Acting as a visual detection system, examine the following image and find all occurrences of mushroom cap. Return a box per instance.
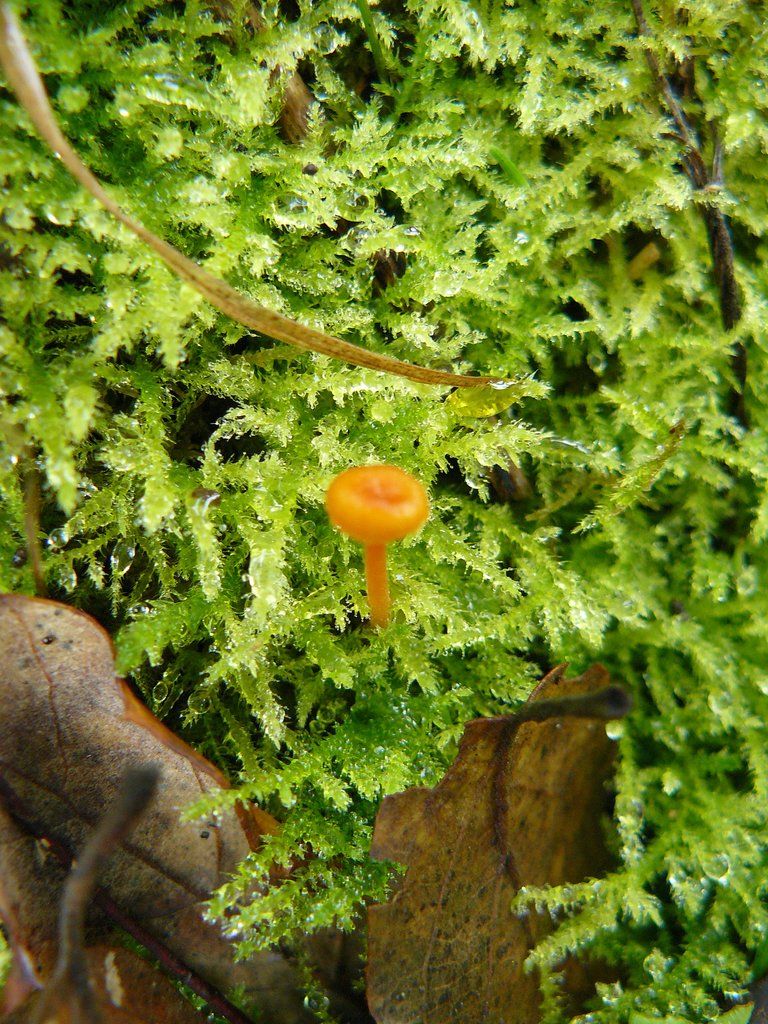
[325,465,429,544]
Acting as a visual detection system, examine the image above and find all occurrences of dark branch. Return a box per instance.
[630,0,746,421]
[30,767,160,1024]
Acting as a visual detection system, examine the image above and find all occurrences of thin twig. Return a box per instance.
[21,457,46,597]
[630,0,695,149]
[90,883,257,1024]
[32,767,160,1024]
[630,0,746,421]
[485,685,632,728]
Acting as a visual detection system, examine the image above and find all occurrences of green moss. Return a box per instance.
[2,1,767,1020]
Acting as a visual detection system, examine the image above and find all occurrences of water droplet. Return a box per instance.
[315,23,346,54]
[78,480,98,499]
[153,72,180,90]
[46,527,69,551]
[605,720,625,741]
[550,436,592,454]
[110,541,136,576]
[303,993,329,1012]
[57,569,77,592]
[348,224,371,243]
[187,691,211,715]
[153,681,169,703]
[346,190,368,209]
[404,225,421,236]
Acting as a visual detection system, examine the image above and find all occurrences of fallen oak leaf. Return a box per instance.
[2,767,205,1024]
[0,806,255,1024]
[366,665,631,1024]
[0,594,314,1024]
[26,944,207,1024]
[0,782,239,1015]
[0,4,500,390]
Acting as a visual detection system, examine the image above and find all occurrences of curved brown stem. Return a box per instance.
[0,4,499,390]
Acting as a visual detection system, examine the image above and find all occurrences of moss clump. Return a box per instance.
[2,1,768,1020]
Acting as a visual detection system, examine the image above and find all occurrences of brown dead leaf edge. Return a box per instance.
[367,664,630,1024]
[0,594,320,1024]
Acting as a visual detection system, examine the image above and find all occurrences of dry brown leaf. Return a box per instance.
[3,946,206,1024]
[366,664,629,1024]
[66,944,204,1023]
[0,594,313,1023]
[3,767,203,1024]
[0,4,500,389]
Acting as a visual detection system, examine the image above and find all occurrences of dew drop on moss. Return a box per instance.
[47,527,69,550]
[153,681,169,703]
[110,541,135,576]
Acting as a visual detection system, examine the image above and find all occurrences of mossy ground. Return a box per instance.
[2,2,768,1021]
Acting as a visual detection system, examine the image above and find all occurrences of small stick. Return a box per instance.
[630,0,745,420]
[630,0,696,150]
[21,457,46,598]
[484,685,632,730]
[32,766,160,1024]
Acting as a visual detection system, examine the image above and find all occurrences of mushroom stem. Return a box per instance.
[364,543,390,628]
[325,464,429,631]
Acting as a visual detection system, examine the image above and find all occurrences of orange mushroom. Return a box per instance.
[325,465,429,628]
